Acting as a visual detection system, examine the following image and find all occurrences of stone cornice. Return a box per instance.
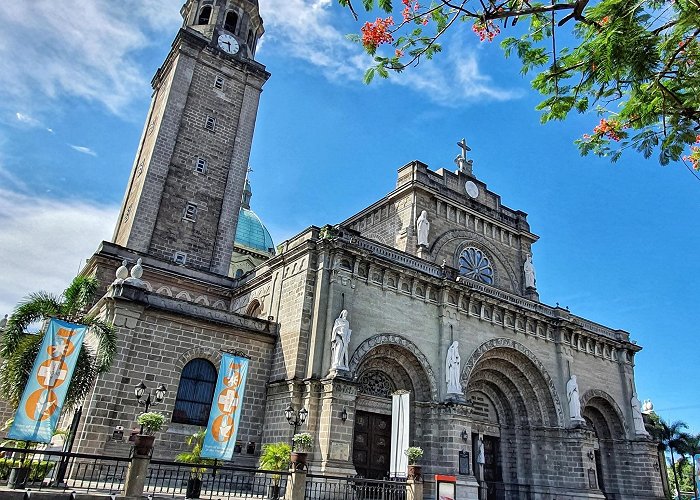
[110,282,276,338]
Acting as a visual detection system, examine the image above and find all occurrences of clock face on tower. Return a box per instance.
[217,34,239,55]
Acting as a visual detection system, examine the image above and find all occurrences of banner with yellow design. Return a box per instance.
[201,353,249,460]
[8,318,87,443]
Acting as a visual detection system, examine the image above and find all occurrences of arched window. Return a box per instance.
[197,6,212,25]
[235,268,244,278]
[246,299,261,317]
[172,358,217,426]
[224,11,238,33]
[458,247,494,285]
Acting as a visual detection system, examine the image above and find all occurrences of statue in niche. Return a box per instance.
[524,254,536,289]
[631,393,648,434]
[330,310,352,371]
[416,211,430,247]
[446,341,462,395]
[567,375,583,421]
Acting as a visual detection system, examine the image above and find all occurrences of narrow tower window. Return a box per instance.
[183,202,198,222]
[224,11,238,33]
[204,116,216,131]
[173,252,188,265]
[197,6,212,25]
[214,75,225,90]
[195,157,207,174]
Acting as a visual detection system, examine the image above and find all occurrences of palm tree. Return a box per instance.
[0,275,116,412]
[679,432,700,499]
[661,418,689,497]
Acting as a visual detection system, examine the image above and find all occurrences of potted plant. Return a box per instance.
[176,429,213,499]
[134,412,165,456]
[290,432,313,470]
[404,446,424,481]
[259,442,291,499]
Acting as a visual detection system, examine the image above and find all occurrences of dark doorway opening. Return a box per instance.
[353,411,391,479]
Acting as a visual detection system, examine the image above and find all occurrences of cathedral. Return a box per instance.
[46,1,664,498]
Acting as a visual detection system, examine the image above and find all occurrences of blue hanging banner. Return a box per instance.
[8,318,87,443]
[201,353,249,460]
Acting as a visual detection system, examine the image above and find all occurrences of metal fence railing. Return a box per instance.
[146,459,290,499]
[305,474,406,500]
[0,446,129,494]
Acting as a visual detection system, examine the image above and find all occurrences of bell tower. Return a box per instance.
[113,0,269,276]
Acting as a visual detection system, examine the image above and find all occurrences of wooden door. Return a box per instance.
[353,411,392,479]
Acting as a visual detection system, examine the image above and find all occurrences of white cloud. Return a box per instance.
[0,0,181,118]
[15,112,55,133]
[69,145,98,157]
[0,188,118,317]
[258,0,519,104]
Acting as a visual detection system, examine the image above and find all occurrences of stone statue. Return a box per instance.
[631,394,648,435]
[446,341,462,395]
[566,375,583,421]
[476,436,485,464]
[416,211,430,247]
[524,254,536,289]
[330,310,352,371]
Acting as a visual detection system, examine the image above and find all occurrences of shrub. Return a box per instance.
[404,446,423,465]
[292,432,313,452]
[136,412,165,435]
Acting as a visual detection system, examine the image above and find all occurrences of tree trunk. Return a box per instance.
[670,448,681,496]
[693,455,698,500]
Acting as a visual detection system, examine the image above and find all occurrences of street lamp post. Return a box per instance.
[284,403,308,442]
[134,381,167,433]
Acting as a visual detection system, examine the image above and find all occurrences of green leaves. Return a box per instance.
[0,275,117,412]
[338,0,700,167]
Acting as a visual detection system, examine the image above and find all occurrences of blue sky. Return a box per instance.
[0,1,697,431]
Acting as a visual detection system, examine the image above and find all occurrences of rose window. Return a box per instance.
[459,247,494,284]
[358,371,396,398]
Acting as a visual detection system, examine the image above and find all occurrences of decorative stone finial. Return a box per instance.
[113,260,129,285]
[642,399,654,414]
[125,258,146,289]
[131,258,144,280]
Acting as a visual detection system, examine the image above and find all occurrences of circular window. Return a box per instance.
[459,247,494,284]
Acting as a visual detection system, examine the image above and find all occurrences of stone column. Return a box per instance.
[284,469,307,500]
[118,454,150,499]
[407,478,424,500]
[316,376,358,475]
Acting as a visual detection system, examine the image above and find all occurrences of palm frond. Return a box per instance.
[1,292,61,356]
[81,315,116,373]
[60,276,100,321]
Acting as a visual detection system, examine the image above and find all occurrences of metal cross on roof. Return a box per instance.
[457,138,471,160]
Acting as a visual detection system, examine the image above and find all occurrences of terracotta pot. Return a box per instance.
[133,434,155,456]
[407,464,422,481]
[290,451,308,471]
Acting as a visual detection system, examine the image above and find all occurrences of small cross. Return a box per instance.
[219,388,239,413]
[457,138,471,160]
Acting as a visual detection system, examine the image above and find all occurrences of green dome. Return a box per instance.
[235,207,275,255]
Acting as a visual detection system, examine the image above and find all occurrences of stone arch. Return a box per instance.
[463,338,565,427]
[349,334,438,402]
[581,389,628,439]
[142,281,153,292]
[430,230,519,292]
[176,291,192,302]
[156,286,172,297]
[174,347,221,372]
[212,300,226,310]
[194,295,210,306]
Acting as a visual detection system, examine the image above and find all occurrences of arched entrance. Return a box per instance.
[350,335,436,479]
[463,339,563,499]
[582,390,627,498]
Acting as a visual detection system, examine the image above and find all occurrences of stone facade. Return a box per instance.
[49,1,665,499]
